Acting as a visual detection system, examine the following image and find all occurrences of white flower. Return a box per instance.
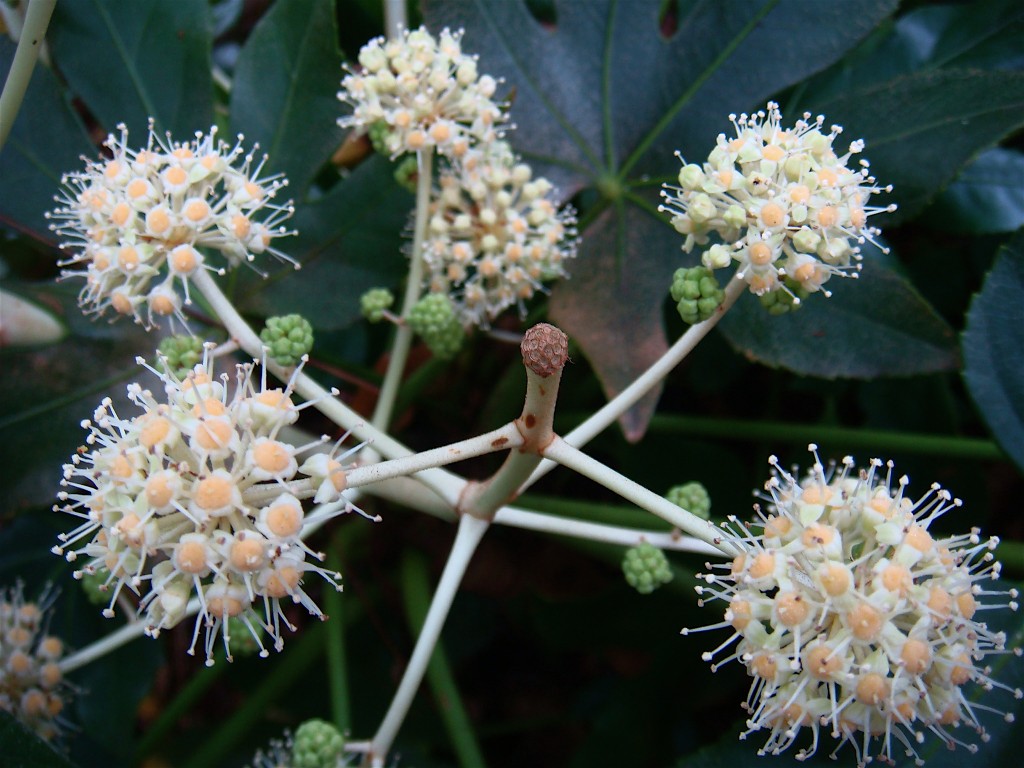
[659,103,895,305]
[423,141,578,326]
[338,27,505,158]
[48,121,296,328]
[684,446,1021,765]
[0,584,72,742]
[53,351,365,665]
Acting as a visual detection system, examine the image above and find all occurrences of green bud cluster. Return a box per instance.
[393,156,419,193]
[260,314,314,367]
[360,288,395,323]
[666,482,711,520]
[622,542,673,594]
[78,569,109,606]
[367,119,398,157]
[406,294,465,360]
[157,334,204,379]
[292,718,345,768]
[669,266,724,325]
[225,617,262,658]
[759,278,809,316]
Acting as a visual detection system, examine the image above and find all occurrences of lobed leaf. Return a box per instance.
[423,0,900,437]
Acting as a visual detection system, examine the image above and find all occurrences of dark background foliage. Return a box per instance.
[0,1,1022,766]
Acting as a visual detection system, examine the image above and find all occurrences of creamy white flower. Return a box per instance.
[0,584,71,742]
[48,121,296,328]
[660,103,895,305]
[338,27,505,158]
[422,141,577,326]
[52,352,364,665]
[684,446,1021,765]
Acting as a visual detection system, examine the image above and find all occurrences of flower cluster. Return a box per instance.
[48,122,296,328]
[0,585,72,741]
[53,352,360,665]
[338,27,505,158]
[686,447,1020,765]
[660,102,895,306]
[423,142,577,325]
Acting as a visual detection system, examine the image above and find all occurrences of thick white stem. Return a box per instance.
[541,437,735,555]
[347,422,523,490]
[524,275,747,489]
[58,597,202,674]
[0,0,56,150]
[369,148,433,434]
[383,0,407,39]
[190,267,464,507]
[369,513,489,766]
[493,505,723,555]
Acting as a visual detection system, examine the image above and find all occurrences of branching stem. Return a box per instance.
[541,437,736,555]
[368,513,489,766]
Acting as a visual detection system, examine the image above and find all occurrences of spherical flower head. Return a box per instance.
[292,718,345,768]
[48,121,297,329]
[422,141,578,326]
[666,481,711,520]
[659,102,896,309]
[52,349,364,666]
[684,446,1021,765]
[623,542,673,594]
[338,27,507,159]
[260,314,314,367]
[0,584,73,742]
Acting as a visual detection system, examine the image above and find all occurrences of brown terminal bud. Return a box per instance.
[521,323,568,378]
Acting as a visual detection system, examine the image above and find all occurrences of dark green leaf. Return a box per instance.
[928,0,1024,71]
[923,148,1024,235]
[230,0,345,197]
[0,283,148,516]
[962,229,1024,471]
[0,711,74,768]
[235,156,411,329]
[0,39,93,241]
[806,0,1024,96]
[718,257,958,378]
[804,68,1024,223]
[424,0,899,435]
[49,0,214,137]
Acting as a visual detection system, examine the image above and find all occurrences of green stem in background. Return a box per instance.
[401,551,488,768]
[325,539,351,734]
[0,0,56,152]
[642,414,1005,460]
[186,624,326,768]
[134,663,226,760]
[369,513,489,766]
[370,148,434,433]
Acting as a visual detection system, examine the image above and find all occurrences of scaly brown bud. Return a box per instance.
[521,323,568,378]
